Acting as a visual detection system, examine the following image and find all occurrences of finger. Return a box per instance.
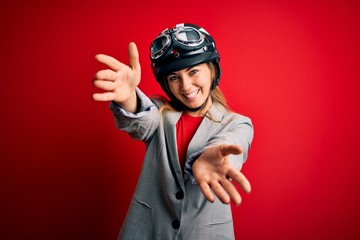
[227,168,251,194]
[93,80,116,91]
[219,145,243,156]
[221,179,242,205]
[94,69,118,81]
[210,180,230,204]
[198,181,215,203]
[92,92,116,102]
[95,54,127,71]
[128,42,141,71]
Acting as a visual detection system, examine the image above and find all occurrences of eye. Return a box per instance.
[167,75,179,81]
[189,69,199,75]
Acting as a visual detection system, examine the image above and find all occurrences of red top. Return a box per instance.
[176,113,204,171]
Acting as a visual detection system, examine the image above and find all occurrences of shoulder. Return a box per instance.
[211,103,252,125]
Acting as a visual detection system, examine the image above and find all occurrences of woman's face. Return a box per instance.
[166,63,213,113]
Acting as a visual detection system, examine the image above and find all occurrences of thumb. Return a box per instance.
[128,42,141,71]
[219,144,243,156]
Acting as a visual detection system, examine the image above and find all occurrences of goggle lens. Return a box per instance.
[151,35,170,59]
[150,26,205,59]
[175,28,203,45]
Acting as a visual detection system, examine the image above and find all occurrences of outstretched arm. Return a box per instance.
[192,144,251,206]
[92,42,141,113]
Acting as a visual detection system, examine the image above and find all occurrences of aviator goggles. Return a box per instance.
[150,26,206,60]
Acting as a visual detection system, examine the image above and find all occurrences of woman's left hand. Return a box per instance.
[192,144,251,205]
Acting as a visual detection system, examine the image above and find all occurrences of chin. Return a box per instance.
[184,102,202,109]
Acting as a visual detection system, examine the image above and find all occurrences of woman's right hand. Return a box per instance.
[92,42,141,112]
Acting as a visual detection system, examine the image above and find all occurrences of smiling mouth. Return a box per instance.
[183,89,200,100]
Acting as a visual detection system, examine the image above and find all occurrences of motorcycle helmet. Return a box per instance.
[150,23,221,111]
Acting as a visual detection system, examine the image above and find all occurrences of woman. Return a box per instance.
[92,23,254,240]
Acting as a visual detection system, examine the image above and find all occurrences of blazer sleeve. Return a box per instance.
[208,115,253,166]
[109,88,160,142]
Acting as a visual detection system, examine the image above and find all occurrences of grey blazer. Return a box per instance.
[111,89,254,240]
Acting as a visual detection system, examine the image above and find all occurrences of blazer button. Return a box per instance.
[175,191,184,200]
[172,220,180,229]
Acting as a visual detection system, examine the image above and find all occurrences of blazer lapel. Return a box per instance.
[163,110,185,189]
[162,103,225,188]
[187,103,225,162]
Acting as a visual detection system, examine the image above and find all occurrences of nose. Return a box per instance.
[180,75,192,90]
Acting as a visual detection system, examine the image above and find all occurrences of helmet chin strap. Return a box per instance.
[185,101,206,112]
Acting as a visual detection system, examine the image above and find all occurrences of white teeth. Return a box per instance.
[184,90,198,98]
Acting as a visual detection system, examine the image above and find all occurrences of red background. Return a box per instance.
[1,0,359,239]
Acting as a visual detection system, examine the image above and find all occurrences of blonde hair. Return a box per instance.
[207,62,230,111]
[158,62,230,113]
